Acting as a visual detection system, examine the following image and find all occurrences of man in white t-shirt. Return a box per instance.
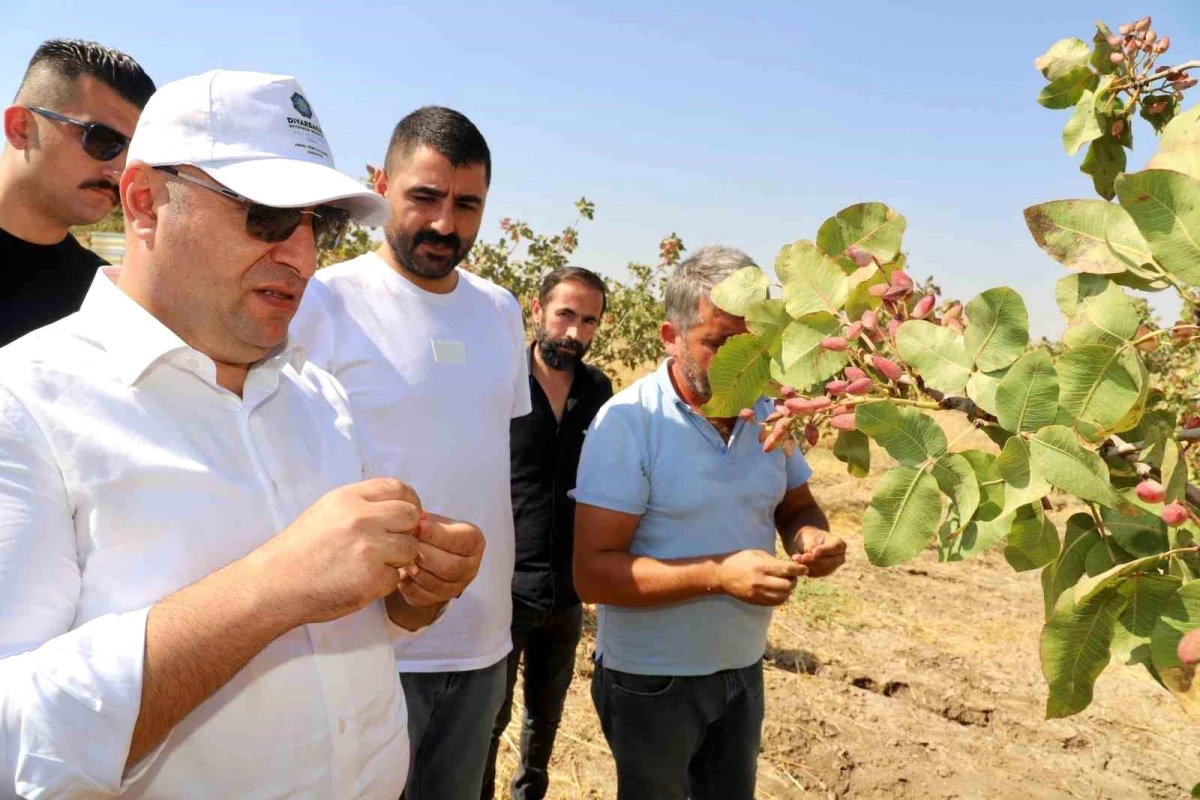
[291,106,530,800]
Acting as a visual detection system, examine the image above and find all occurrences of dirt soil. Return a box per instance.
[488,414,1198,799]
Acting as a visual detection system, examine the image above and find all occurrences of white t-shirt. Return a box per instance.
[291,251,531,672]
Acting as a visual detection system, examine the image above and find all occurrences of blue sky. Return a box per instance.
[5,0,1198,338]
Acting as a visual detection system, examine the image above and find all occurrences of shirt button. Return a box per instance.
[338,719,347,735]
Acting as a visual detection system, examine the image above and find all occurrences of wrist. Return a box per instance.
[386,592,450,631]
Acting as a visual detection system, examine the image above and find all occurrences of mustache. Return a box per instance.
[79,179,120,201]
[412,228,461,253]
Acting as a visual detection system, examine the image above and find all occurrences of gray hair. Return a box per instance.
[664,245,758,332]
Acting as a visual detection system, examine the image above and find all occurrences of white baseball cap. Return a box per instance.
[126,69,389,226]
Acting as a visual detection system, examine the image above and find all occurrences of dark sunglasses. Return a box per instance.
[154,166,351,252]
[27,107,129,161]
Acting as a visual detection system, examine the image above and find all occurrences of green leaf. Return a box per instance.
[773,240,806,284]
[1146,105,1200,180]
[781,243,850,318]
[895,320,971,394]
[772,312,850,390]
[965,368,1007,417]
[964,288,1029,372]
[1089,23,1117,76]
[1063,90,1103,156]
[1054,274,1139,348]
[815,202,907,264]
[701,333,773,417]
[1056,345,1145,436]
[1084,538,1117,576]
[1038,67,1098,110]
[1150,579,1200,672]
[744,298,790,345]
[1041,513,1101,618]
[1035,37,1091,81]
[711,266,768,317]
[1103,501,1169,558]
[940,510,1014,562]
[1115,169,1200,285]
[863,466,942,567]
[1112,574,1180,665]
[1025,200,1155,276]
[1006,504,1061,572]
[996,350,1059,433]
[1029,425,1124,508]
[855,401,947,466]
[932,453,980,525]
[997,436,1051,513]
[832,429,870,478]
[1075,552,1171,606]
[1040,585,1126,718]
[1162,439,1188,504]
[961,449,1005,521]
[1080,136,1126,201]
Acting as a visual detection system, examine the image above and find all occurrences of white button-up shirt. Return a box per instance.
[0,269,410,799]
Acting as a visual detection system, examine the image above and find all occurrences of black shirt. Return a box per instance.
[1,226,105,347]
[510,345,614,611]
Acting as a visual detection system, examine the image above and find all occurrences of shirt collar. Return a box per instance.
[80,267,308,387]
[654,358,689,411]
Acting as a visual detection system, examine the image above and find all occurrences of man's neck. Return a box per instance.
[376,242,459,295]
[0,165,70,245]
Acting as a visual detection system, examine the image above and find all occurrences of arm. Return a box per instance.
[572,503,723,607]
[774,483,845,578]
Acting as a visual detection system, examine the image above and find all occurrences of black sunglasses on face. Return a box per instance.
[154,166,351,252]
[27,107,129,162]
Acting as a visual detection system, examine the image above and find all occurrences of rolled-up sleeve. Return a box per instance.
[0,386,154,797]
[572,405,650,515]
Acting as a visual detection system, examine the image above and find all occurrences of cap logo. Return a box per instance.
[291,92,314,119]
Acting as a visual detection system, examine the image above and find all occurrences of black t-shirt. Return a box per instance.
[509,346,614,611]
[0,226,105,346]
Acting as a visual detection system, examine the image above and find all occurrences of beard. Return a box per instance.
[535,324,589,371]
[675,347,711,402]
[385,224,474,279]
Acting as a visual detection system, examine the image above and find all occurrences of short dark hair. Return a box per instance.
[15,39,155,109]
[385,106,491,185]
[540,266,608,315]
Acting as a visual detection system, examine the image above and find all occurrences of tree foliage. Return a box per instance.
[702,15,1200,720]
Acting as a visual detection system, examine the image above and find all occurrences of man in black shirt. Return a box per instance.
[482,267,613,800]
[0,39,154,345]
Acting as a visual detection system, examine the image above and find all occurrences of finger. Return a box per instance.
[361,500,421,534]
[807,536,847,557]
[380,532,420,568]
[413,542,474,583]
[806,554,846,578]
[352,477,423,513]
[401,564,460,596]
[760,558,809,579]
[416,518,484,558]
[757,575,800,594]
[398,575,449,607]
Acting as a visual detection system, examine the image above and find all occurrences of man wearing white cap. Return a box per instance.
[0,70,483,799]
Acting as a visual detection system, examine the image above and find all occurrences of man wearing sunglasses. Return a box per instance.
[0,69,485,799]
[0,39,154,346]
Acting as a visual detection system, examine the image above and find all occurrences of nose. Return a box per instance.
[428,198,455,236]
[567,323,580,340]
[271,215,319,280]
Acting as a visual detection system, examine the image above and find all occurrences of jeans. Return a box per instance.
[400,658,508,800]
[481,601,583,800]
[590,657,764,800]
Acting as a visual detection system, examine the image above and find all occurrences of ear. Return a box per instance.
[373,167,389,197]
[661,321,680,355]
[3,106,33,150]
[530,295,543,325]
[121,163,161,244]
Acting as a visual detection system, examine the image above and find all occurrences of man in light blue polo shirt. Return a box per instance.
[573,245,845,800]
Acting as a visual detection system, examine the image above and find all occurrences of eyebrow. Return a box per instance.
[408,184,484,205]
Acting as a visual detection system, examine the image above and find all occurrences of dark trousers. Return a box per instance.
[481,601,583,800]
[590,657,764,800]
[400,659,508,800]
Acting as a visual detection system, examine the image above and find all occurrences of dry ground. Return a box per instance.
[489,403,1199,799]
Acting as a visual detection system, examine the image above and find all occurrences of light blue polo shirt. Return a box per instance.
[573,359,813,676]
